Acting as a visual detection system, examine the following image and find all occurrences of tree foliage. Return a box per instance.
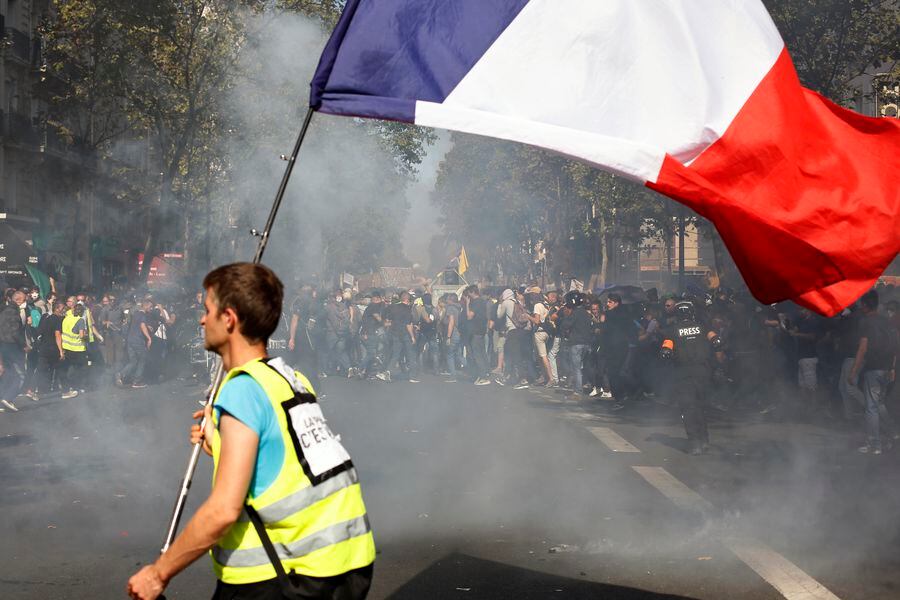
[765,0,899,99]
[431,1,897,289]
[44,0,433,285]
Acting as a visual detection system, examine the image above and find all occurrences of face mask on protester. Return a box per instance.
[30,292,39,300]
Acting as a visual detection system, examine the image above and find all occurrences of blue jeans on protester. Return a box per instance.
[120,341,148,384]
[360,332,377,375]
[390,334,419,380]
[569,344,589,394]
[0,343,25,401]
[325,332,351,373]
[863,370,896,450]
[445,333,462,379]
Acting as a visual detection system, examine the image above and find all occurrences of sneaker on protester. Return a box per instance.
[1,399,18,412]
[858,445,882,455]
[589,386,600,397]
[599,390,613,399]
[132,383,147,389]
[513,380,529,390]
[375,371,391,382]
[408,378,421,383]
[474,377,491,386]
[61,390,79,399]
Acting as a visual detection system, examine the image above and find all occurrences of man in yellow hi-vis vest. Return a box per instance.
[128,263,375,600]
[61,303,89,394]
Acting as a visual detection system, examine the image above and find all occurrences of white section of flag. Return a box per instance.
[414,0,784,183]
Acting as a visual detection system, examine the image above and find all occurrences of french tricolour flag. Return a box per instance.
[310,0,899,316]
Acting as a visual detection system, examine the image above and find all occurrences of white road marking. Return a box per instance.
[723,538,841,600]
[588,427,641,453]
[566,411,603,421]
[633,466,841,600]
[632,466,713,512]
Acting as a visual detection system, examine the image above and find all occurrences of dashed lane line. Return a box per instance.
[632,466,841,600]
[632,466,713,512]
[587,427,641,453]
[723,538,841,600]
[532,388,841,599]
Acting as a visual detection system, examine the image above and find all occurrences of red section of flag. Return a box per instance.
[649,48,900,316]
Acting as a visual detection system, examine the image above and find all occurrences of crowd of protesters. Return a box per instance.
[285,280,899,454]
[0,285,204,412]
[1,276,897,455]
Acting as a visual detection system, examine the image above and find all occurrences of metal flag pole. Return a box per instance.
[161,107,316,554]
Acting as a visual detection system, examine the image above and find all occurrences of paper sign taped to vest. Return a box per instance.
[285,401,352,480]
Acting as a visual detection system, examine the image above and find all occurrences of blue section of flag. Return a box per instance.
[310,0,530,122]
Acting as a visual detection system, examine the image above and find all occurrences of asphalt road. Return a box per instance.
[2,373,899,599]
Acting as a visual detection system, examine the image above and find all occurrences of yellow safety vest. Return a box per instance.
[61,314,86,352]
[210,357,375,584]
[84,307,95,343]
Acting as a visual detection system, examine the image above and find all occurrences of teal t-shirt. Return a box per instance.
[214,374,285,499]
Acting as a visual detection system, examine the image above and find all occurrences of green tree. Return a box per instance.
[432,134,669,287]
[765,0,899,99]
[45,0,435,285]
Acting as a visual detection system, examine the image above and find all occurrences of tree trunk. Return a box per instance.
[598,214,609,288]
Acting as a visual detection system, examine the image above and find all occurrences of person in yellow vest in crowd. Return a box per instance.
[128,263,375,600]
[60,303,89,396]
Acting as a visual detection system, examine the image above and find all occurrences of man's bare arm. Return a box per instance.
[127,415,258,598]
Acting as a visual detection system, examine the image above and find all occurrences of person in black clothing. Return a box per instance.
[587,301,612,398]
[0,290,28,411]
[849,290,898,454]
[789,307,824,412]
[463,286,491,385]
[34,302,75,399]
[380,291,418,383]
[359,290,386,378]
[414,293,439,374]
[559,291,593,399]
[659,300,725,455]
[602,293,634,401]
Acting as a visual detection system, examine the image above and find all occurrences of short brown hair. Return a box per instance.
[203,263,284,343]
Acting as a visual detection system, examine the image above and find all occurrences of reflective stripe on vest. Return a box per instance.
[235,468,360,525]
[212,514,370,568]
[210,356,375,584]
[61,314,85,352]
